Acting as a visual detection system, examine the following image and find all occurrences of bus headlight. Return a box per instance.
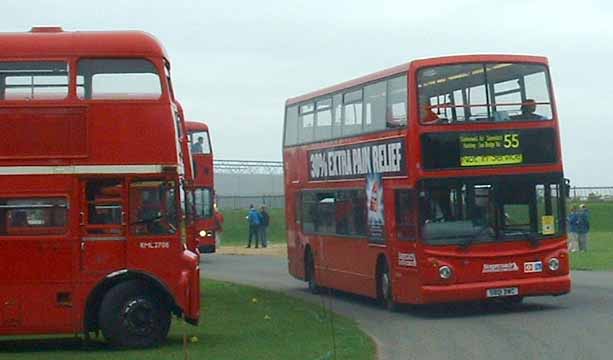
[548,258,560,271]
[199,230,207,237]
[439,265,453,279]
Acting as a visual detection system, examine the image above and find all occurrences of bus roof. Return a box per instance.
[0,27,168,58]
[285,54,548,106]
[186,121,209,132]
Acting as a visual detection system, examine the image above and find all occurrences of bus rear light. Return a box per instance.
[548,258,560,271]
[439,265,453,280]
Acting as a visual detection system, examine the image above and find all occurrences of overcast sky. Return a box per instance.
[4,0,613,186]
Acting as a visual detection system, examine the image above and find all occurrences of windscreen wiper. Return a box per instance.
[459,225,493,250]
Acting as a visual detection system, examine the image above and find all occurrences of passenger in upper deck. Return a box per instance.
[420,102,440,124]
[516,99,545,120]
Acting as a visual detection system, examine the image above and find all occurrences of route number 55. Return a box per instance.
[504,134,520,148]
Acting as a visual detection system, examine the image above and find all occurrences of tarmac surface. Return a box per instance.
[202,254,613,360]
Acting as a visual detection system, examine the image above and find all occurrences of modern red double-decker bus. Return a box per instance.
[283,55,570,309]
[186,121,219,253]
[0,27,200,347]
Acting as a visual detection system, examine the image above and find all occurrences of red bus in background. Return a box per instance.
[0,27,199,347]
[186,121,220,253]
[283,55,570,310]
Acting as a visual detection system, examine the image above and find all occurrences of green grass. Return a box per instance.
[220,208,286,246]
[569,232,613,271]
[0,279,375,360]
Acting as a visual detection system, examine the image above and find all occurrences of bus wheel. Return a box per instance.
[306,252,320,294]
[98,280,171,348]
[378,261,398,312]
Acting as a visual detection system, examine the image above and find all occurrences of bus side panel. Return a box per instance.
[0,176,76,334]
[320,237,377,298]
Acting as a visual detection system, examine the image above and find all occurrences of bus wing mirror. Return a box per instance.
[564,178,571,198]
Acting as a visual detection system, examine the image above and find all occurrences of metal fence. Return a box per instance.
[217,195,285,210]
[569,187,613,201]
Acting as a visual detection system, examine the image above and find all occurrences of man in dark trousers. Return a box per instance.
[259,205,270,248]
[246,204,261,248]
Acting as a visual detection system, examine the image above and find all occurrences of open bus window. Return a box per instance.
[77,59,162,100]
[0,61,68,100]
[418,63,552,124]
[85,180,123,235]
[130,180,178,235]
[0,198,67,236]
[190,131,211,154]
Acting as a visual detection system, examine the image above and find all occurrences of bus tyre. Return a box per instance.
[98,280,171,348]
[306,252,320,294]
[378,261,399,312]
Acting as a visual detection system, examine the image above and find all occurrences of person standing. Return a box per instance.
[576,204,590,252]
[214,208,224,248]
[259,205,270,248]
[246,204,261,248]
[567,206,579,253]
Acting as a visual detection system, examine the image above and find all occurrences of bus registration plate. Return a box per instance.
[486,287,519,298]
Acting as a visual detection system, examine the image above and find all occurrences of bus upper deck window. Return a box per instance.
[77,59,162,100]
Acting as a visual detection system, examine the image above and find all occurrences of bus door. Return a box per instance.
[390,189,419,298]
[79,179,127,274]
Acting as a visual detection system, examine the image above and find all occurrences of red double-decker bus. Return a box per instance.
[0,27,200,347]
[283,55,570,309]
[186,121,219,253]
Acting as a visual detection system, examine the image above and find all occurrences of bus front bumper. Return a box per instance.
[418,274,571,304]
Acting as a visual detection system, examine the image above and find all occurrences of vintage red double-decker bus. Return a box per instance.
[283,55,570,309]
[0,27,200,347]
[186,121,219,253]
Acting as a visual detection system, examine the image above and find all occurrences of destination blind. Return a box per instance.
[421,128,557,170]
[308,138,407,181]
[459,132,522,166]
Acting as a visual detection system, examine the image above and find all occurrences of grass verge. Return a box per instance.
[570,232,613,271]
[0,279,375,360]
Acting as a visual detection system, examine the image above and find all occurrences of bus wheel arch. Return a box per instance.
[84,270,179,336]
[376,254,398,311]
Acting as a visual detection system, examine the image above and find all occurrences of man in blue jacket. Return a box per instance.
[576,204,590,252]
[246,204,261,248]
[567,205,579,252]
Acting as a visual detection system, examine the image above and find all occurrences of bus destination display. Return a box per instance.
[421,128,557,170]
[459,132,522,167]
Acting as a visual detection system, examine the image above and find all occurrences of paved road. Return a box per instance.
[201,255,613,360]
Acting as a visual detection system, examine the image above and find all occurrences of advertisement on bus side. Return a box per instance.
[308,138,406,181]
[366,173,385,243]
